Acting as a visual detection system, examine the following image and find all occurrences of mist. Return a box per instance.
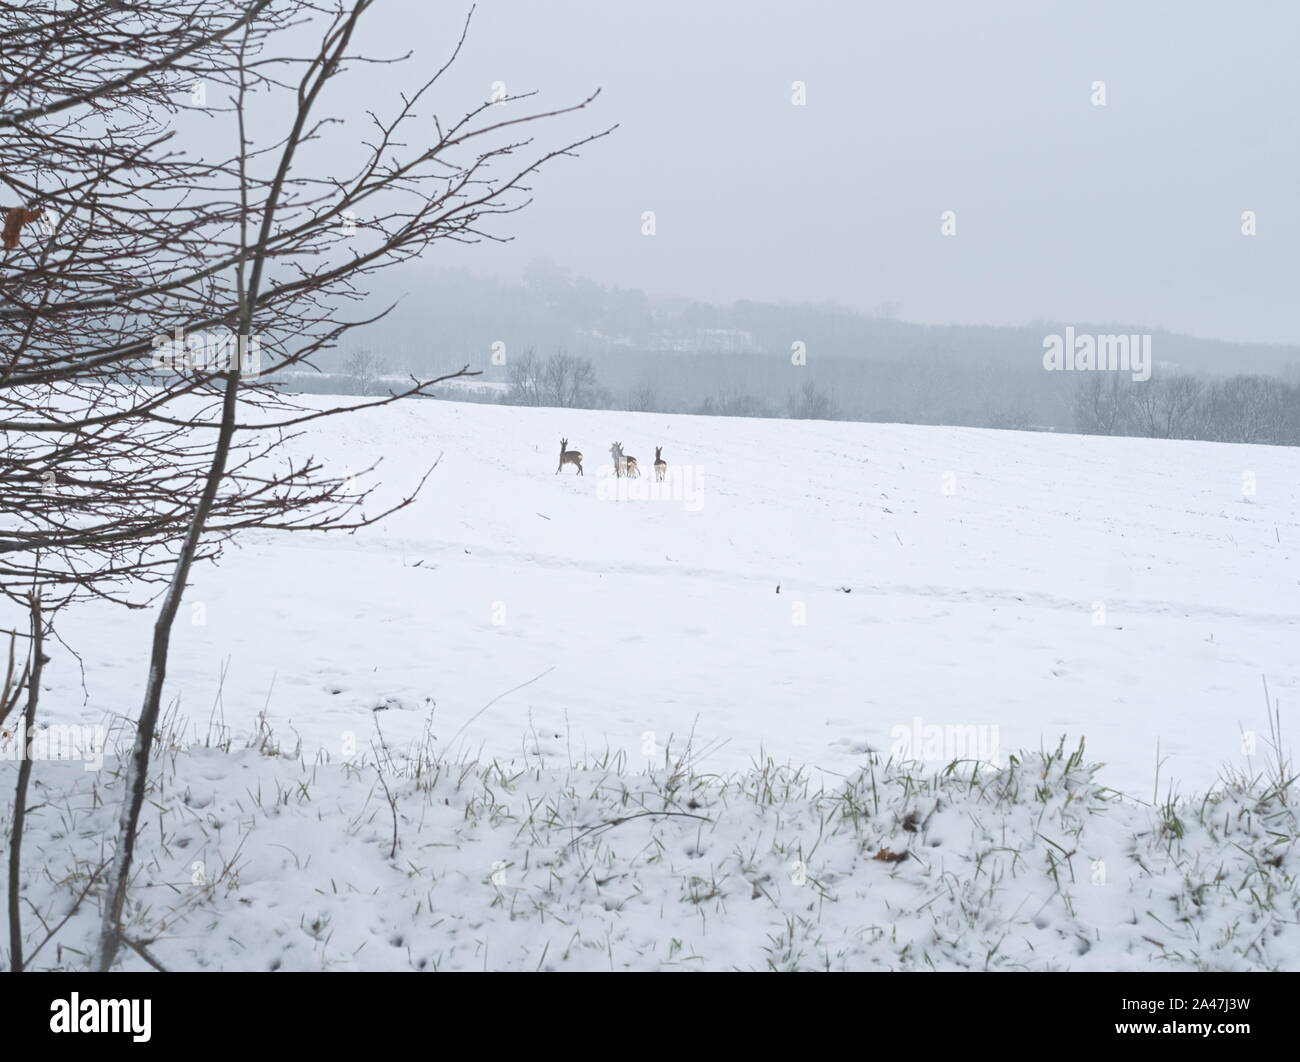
[342,0,1300,346]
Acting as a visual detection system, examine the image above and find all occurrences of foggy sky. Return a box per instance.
[352,0,1298,346]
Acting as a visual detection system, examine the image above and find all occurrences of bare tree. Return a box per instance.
[1126,372,1203,439]
[5,596,42,973]
[1203,375,1287,444]
[505,349,600,408]
[1128,376,1165,438]
[1072,374,1131,435]
[0,0,608,969]
[504,347,545,406]
[1156,374,1204,439]
[786,379,837,420]
[627,381,657,412]
[542,350,599,408]
[342,349,390,396]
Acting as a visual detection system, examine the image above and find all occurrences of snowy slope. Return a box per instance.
[30,398,1300,800]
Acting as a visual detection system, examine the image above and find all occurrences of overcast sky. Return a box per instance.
[349,0,1298,345]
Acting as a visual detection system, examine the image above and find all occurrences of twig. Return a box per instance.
[8,593,43,972]
[121,934,170,973]
[567,810,713,847]
[442,666,556,757]
[21,860,108,969]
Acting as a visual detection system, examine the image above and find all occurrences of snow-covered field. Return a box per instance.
[5,398,1299,970]
[35,399,1300,797]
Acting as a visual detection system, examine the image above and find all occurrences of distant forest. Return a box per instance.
[285,260,1300,446]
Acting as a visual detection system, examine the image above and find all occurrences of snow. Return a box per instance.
[8,730,1297,970]
[4,397,1298,969]
[33,398,1299,798]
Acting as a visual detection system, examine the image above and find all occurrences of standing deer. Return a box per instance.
[654,446,666,482]
[556,437,583,475]
[610,442,639,478]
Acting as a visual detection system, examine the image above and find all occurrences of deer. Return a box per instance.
[610,441,638,478]
[556,437,583,475]
[654,446,666,482]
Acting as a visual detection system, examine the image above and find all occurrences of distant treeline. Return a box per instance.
[1071,371,1300,444]
[292,345,1300,447]
[287,262,1300,444]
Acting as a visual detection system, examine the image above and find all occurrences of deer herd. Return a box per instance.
[556,438,667,481]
